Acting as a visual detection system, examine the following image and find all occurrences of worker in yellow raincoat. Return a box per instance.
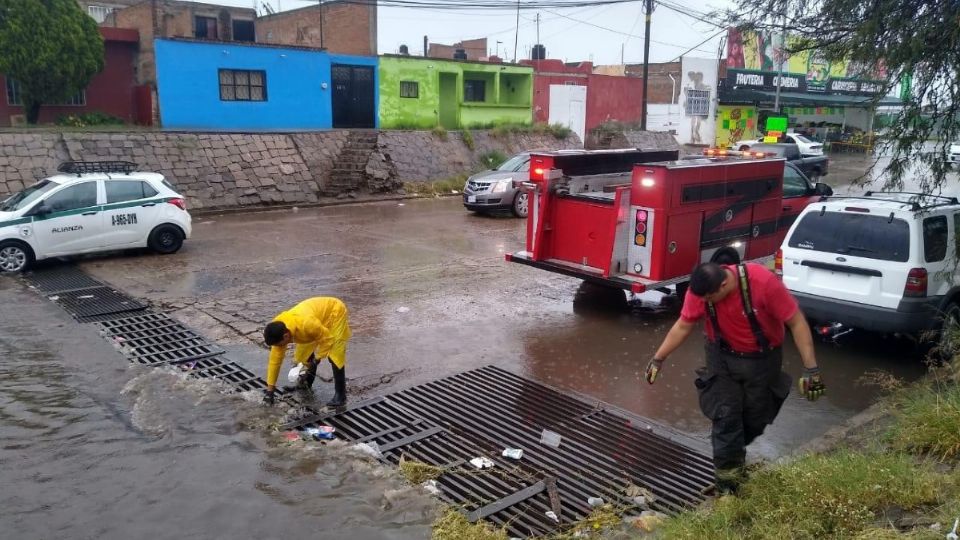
[261,297,351,407]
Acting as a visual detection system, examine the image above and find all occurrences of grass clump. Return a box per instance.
[887,380,960,461]
[403,175,467,197]
[478,150,508,170]
[659,450,944,539]
[432,508,509,540]
[431,125,449,141]
[461,128,475,151]
[399,454,447,484]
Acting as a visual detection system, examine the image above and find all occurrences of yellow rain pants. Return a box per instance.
[266,297,351,387]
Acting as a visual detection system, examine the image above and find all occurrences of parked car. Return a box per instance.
[949,141,960,167]
[734,133,824,156]
[0,161,191,273]
[779,191,960,354]
[463,152,531,217]
[751,143,829,182]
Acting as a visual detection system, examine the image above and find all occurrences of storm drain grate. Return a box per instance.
[23,265,105,294]
[285,366,715,538]
[49,286,146,320]
[175,357,272,392]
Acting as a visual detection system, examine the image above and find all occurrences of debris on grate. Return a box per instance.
[50,286,146,320]
[22,265,105,294]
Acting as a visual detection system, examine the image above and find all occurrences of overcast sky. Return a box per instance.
[199,0,731,65]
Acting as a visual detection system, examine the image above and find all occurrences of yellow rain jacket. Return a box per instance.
[266,297,351,387]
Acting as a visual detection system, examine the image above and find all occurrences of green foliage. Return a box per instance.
[56,111,124,128]
[432,508,509,540]
[726,0,960,192]
[404,175,467,196]
[0,0,105,124]
[461,128,475,151]
[431,125,448,141]
[886,379,960,461]
[478,150,508,170]
[660,450,944,539]
[486,122,571,140]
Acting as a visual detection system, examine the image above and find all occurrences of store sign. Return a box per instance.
[828,77,885,96]
[727,69,807,92]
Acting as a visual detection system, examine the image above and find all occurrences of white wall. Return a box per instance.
[677,57,719,145]
[646,104,682,134]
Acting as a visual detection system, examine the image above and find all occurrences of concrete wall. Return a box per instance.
[154,39,378,131]
[256,1,377,56]
[379,56,533,130]
[0,129,577,209]
[0,28,141,127]
[677,57,719,146]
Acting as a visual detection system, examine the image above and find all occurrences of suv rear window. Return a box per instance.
[923,215,948,262]
[788,211,910,262]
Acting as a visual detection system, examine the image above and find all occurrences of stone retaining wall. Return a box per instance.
[0,129,583,210]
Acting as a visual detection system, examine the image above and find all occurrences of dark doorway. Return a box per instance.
[331,64,376,128]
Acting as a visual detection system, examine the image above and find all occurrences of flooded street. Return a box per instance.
[2,155,949,537]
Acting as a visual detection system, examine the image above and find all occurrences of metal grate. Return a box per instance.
[49,286,146,320]
[176,357,272,392]
[286,366,715,537]
[23,266,105,294]
[96,311,222,365]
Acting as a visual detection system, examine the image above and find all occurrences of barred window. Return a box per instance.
[400,81,419,98]
[685,88,710,116]
[464,80,486,102]
[219,69,267,102]
[5,79,84,106]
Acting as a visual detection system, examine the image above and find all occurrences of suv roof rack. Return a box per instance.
[57,161,138,176]
[864,190,960,205]
[820,191,960,212]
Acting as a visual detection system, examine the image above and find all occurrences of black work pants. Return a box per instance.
[694,345,792,471]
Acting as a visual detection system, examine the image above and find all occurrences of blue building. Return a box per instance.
[155,39,379,131]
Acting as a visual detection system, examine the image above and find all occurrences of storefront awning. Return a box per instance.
[720,87,903,108]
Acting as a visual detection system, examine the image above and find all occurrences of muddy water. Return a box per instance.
[0,280,436,539]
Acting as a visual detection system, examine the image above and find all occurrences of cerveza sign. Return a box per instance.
[727,69,883,96]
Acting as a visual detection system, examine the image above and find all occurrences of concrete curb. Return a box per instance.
[191,192,459,217]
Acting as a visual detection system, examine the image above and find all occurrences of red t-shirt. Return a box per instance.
[680,263,799,352]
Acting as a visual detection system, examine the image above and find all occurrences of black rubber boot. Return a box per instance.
[326,363,346,408]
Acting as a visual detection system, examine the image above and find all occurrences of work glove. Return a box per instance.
[645,357,665,385]
[798,367,825,401]
[262,389,276,406]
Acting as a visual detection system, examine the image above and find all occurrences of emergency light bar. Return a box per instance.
[703,149,775,159]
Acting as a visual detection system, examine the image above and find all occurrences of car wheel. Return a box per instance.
[739,145,751,151]
[512,191,529,218]
[938,302,960,361]
[0,241,34,273]
[148,225,184,255]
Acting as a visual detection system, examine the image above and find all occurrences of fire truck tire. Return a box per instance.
[512,192,529,218]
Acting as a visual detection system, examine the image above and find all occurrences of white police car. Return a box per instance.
[0,161,192,272]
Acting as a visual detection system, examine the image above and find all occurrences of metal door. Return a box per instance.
[331,64,375,128]
[548,84,587,144]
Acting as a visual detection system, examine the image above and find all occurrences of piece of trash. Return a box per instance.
[288,364,303,383]
[947,517,959,540]
[451,190,459,194]
[469,456,495,469]
[625,484,657,503]
[545,511,559,523]
[422,479,441,496]
[632,496,647,507]
[930,522,941,531]
[396,306,410,313]
[540,429,562,448]
[48,296,59,301]
[78,295,95,299]
[502,448,524,460]
[305,425,336,440]
[282,431,301,441]
[291,207,299,212]
[351,441,383,459]
[587,497,605,507]
[633,511,667,532]
[397,203,405,207]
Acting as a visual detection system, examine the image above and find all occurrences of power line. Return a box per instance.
[540,6,716,53]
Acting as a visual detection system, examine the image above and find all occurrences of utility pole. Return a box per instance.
[773,10,786,112]
[640,0,654,131]
[536,12,540,44]
[513,0,520,62]
[319,0,324,49]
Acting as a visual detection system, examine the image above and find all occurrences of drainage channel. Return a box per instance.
[22,265,715,538]
[21,265,282,399]
[285,365,716,537]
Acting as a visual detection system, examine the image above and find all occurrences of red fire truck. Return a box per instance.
[506,148,830,294]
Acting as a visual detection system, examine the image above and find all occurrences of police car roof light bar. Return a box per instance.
[57,161,139,176]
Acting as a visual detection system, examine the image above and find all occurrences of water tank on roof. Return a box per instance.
[399,44,409,55]
[532,44,546,60]
[454,48,468,60]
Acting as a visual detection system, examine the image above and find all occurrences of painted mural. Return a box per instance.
[715,105,758,148]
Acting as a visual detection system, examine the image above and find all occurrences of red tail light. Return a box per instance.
[774,248,783,278]
[532,167,546,180]
[904,268,927,297]
[168,197,187,210]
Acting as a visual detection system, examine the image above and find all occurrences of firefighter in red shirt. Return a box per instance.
[646,261,825,493]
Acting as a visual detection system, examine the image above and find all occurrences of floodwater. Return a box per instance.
[3,161,947,536]
[0,280,437,539]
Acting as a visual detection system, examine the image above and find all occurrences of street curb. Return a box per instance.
[190,192,460,217]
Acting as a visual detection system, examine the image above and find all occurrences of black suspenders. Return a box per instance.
[706,264,771,354]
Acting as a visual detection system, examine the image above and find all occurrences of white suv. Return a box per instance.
[0,161,192,272]
[779,192,960,346]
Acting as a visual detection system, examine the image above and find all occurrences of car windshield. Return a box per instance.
[788,211,910,262]
[497,154,528,172]
[792,134,813,144]
[0,179,56,212]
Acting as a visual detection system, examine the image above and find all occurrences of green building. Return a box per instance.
[379,55,533,130]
